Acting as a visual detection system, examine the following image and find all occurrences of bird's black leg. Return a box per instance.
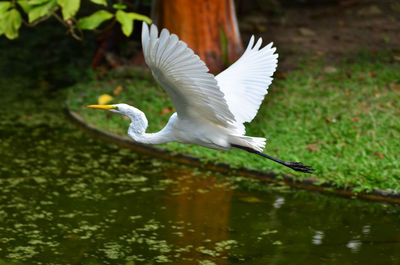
[231,144,315,174]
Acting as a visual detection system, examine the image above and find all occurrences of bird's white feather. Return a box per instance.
[141,22,236,129]
[216,36,278,125]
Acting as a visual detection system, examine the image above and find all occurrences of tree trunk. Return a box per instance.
[151,0,244,73]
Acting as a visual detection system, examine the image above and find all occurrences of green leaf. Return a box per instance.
[116,10,132,36]
[0,18,4,36]
[116,10,151,37]
[77,10,113,30]
[0,2,12,16]
[28,4,49,22]
[89,0,107,6]
[28,0,56,23]
[112,3,126,10]
[17,1,31,13]
[57,0,80,20]
[3,9,22,39]
[29,0,52,4]
[127,12,151,24]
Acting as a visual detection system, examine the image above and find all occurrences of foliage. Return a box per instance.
[0,0,151,40]
[66,51,400,193]
[0,15,95,87]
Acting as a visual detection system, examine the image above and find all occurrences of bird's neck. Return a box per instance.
[129,126,170,145]
[125,108,170,145]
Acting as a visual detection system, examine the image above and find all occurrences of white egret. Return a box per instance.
[88,22,314,173]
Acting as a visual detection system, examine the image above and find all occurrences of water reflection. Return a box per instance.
[312,230,324,245]
[164,168,233,264]
[346,239,362,252]
[273,197,285,209]
[362,225,371,235]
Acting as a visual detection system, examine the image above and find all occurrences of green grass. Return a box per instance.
[66,51,400,193]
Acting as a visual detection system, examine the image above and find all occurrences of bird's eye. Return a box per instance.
[113,106,119,110]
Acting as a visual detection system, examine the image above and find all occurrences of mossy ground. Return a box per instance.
[66,51,400,193]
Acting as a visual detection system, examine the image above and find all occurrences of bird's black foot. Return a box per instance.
[283,161,315,174]
[230,144,315,174]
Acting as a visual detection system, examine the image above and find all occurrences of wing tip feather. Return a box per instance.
[150,24,158,37]
[254,38,263,50]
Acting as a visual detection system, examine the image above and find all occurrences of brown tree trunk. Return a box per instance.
[152,0,244,73]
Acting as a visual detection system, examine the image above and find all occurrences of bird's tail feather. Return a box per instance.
[229,135,266,153]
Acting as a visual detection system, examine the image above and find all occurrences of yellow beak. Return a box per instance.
[87,105,118,111]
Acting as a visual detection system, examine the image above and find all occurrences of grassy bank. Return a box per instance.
[66,51,400,192]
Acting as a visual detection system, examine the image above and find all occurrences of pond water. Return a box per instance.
[1,80,400,265]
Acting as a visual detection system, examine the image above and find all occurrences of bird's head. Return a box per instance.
[87,103,148,132]
[87,103,133,115]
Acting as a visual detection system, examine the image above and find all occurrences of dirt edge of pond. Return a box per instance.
[65,108,400,204]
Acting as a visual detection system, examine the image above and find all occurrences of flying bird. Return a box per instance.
[88,22,314,173]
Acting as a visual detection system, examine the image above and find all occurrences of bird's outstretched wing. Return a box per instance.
[215,36,278,125]
[141,22,235,128]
